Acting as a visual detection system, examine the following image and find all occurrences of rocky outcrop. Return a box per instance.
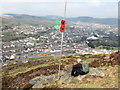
[29,74,58,88]
[29,67,105,88]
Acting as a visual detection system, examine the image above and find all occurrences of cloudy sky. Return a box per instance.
[0,0,119,18]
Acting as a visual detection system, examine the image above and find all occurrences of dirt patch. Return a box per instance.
[109,51,120,66]
[2,65,64,88]
[3,59,53,75]
[89,51,120,67]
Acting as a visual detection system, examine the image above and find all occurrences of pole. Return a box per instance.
[58,0,67,79]
[64,0,67,20]
[58,32,63,78]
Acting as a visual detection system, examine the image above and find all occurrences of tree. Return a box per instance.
[87,41,95,48]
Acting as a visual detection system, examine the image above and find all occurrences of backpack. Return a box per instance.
[80,62,89,73]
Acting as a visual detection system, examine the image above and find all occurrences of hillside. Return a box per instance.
[1,14,55,26]
[1,14,118,26]
[67,17,117,26]
[2,52,119,88]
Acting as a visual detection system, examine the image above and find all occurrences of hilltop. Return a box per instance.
[2,52,119,88]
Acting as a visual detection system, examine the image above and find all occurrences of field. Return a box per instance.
[28,56,53,60]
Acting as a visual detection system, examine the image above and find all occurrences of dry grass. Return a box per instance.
[58,65,118,88]
[2,53,119,88]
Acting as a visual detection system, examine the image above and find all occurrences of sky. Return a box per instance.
[0,0,119,18]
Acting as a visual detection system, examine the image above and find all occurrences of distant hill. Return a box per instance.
[43,15,117,26]
[1,14,55,26]
[43,15,64,20]
[1,14,117,26]
[67,16,117,26]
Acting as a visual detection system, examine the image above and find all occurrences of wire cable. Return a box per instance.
[64,0,67,20]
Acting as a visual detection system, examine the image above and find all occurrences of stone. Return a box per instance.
[88,68,105,77]
[58,72,73,84]
[29,74,58,88]
[77,68,105,81]
[29,67,105,88]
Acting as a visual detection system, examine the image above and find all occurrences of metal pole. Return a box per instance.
[58,32,63,78]
[58,0,67,79]
[64,0,67,20]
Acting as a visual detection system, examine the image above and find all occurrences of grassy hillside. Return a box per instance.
[1,14,118,27]
[67,17,117,26]
[2,52,119,88]
[1,14,55,26]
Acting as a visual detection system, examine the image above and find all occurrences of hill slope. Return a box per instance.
[1,14,55,26]
[67,16,117,26]
[1,14,118,26]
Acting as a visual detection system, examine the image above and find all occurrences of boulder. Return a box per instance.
[77,68,105,81]
[29,68,105,88]
[57,72,73,84]
[29,74,58,88]
[88,68,105,77]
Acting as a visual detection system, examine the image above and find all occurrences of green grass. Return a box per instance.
[28,56,53,60]
[30,63,49,69]
[105,47,120,50]
[83,54,92,56]
[111,47,120,50]
[98,46,120,50]
[84,58,96,63]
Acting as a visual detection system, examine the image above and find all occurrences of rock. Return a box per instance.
[30,74,58,88]
[104,56,110,60]
[58,72,73,84]
[29,76,45,85]
[88,68,105,77]
[32,79,50,88]
[77,68,105,81]
[29,68,105,88]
